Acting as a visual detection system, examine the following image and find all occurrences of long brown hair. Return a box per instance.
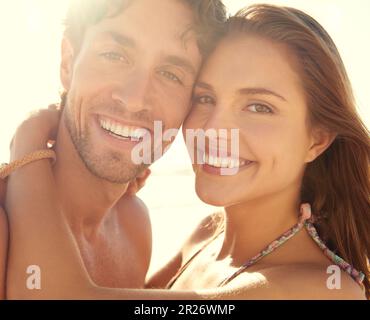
[225,4,370,298]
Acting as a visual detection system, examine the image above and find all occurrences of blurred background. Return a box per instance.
[0,0,369,277]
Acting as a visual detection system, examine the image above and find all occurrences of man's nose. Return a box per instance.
[111,69,151,112]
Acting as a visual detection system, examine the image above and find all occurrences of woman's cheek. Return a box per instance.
[187,107,213,131]
[239,121,276,146]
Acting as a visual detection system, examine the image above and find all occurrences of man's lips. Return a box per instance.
[96,114,152,142]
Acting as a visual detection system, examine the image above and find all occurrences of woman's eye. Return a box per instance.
[101,52,129,64]
[246,104,273,114]
[159,70,182,84]
[194,95,215,105]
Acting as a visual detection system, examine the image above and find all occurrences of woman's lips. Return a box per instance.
[200,153,255,176]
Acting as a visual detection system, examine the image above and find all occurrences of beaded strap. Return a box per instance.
[304,221,365,285]
[0,149,56,180]
[219,203,365,288]
[219,217,306,287]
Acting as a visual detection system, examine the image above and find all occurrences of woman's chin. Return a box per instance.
[195,185,232,207]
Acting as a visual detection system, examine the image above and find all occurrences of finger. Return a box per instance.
[137,175,148,188]
[126,181,138,196]
[136,168,151,180]
[144,168,151,179]
[138,168,151,185]
[125,168,151,195]
[135,173,150,193]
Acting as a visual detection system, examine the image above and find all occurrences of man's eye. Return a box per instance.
[159,70,182,84]
[101,52,129,64]
[193,95,215,105]
[246,104,273,114]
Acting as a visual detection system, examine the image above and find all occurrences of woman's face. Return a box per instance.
[183,34,317,207]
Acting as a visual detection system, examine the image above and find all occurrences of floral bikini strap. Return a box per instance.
[301,204,366,286]
[219,204,365,288]
[219,205,307,286]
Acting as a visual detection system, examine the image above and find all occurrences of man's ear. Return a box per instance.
[60,37,75,91]
[305,127,337,163]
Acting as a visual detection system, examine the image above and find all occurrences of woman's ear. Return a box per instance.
[305,127,337,163]
[60,37,75,91]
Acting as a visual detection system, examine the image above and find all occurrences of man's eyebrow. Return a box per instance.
[101,31,136,48]
[238,87,287,101]
[163,55,197,76]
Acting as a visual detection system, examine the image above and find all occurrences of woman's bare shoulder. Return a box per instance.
[182,211,224,253]
[146,212,224,289]
[229,263,367,300]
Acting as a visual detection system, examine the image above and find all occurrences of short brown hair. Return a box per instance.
[64,0,227,56]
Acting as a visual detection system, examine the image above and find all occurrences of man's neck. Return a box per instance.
[52,117,129,236]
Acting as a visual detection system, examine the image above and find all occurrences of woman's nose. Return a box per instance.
[202,109,239,152]
[202,107,234,132]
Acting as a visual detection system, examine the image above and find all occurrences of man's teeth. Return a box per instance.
[99,118,147,141]
[203,154,249,169]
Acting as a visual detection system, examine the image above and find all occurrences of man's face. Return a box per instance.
[62,0,202,183]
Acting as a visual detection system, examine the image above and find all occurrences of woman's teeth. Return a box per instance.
[203,154,250,169]
[99,118,147,141]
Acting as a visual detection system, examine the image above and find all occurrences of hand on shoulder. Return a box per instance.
[10,105,61,161]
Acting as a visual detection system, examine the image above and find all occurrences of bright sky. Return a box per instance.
[0,0,369,164]
[0,0,369,278]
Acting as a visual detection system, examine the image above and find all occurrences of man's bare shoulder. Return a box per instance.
[116,194,152,273]
[116,195,151,247]
[117,194,151,227]
[230,263,367,300]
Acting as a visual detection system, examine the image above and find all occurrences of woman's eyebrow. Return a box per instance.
[195,83,287,102]
[238,87,287,101]
[195,82,214,90]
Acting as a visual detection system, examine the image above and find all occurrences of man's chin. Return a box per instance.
[65,119,148,184]
[84,162,145,185]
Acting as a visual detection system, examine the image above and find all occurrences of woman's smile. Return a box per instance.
[201,152,256,176]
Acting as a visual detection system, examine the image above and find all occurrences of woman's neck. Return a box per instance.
[219,187,302,265]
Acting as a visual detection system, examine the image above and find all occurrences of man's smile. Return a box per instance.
[93,114,153,151]
[98,115,150,142]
